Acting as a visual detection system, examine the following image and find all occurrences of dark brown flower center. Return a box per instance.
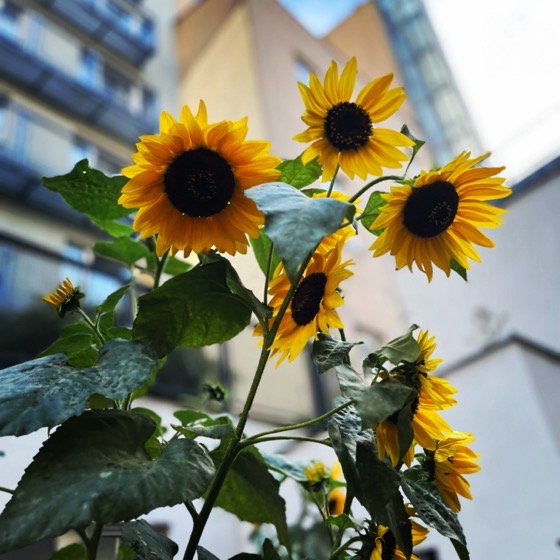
[381,529,397,560]
[402,180,459,238]
[291,272,327,326]
[324,101,372,151]
[164,147,235,217]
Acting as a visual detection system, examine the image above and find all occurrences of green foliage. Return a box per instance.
[277,155,322,189]
[261,452,309,483]
[246,183,356,283]
[133,260,253,356]
[401,125,426,174]
[312,333,363,374]
[121,519,179,560]
[97,285,130,333]
[450,258,468,281]
[250,229,281,277]
[0,410,215,553]
[210,443,290,551]
[48,544,87,560]
[38,321,99,367]
[402,479,469,560]
[94,237,150,267]
[42,160,133,236]
[197,548,220,560]
[363,324,421,368]
[0,340,157,436]
[360,191,386,235]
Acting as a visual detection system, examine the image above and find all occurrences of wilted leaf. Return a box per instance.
[312,334,362,374]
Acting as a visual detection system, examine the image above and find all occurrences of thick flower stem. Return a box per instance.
[76,308,105,345]
[183,258,309,560]
[154,250,169,289]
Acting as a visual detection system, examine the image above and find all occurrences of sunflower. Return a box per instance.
[376,397,451,467]
[416,330,457,410]
[433,431,480,512]
[371,521,428,560]
[119,101,281,257]
[370,152,511,281]
[293,57,414,182]
[257,243,354,365]
[42,278,83,318]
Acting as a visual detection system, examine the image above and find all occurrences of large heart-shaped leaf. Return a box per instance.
[245,183,355,283]
[0,339,157,436]
[42,160,133,237]
[0,410,215,553]
[133,261,253,356]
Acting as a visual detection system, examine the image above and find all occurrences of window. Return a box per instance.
[78,48,102,88]
[294,58,313,85]
[0,0,22,41]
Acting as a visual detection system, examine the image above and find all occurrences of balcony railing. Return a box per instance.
[34,0,155,66]
[0,26,157,144]
[0,104,125,225]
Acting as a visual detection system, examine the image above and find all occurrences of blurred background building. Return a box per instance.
[1,0,558,558]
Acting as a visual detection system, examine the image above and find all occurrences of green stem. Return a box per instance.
[154,251,169,289]
[76,308,105,345]
[330,535,363,560]
[348,174,403,203]
[331,492,355,555]
[85,523,103,560]
[129,266,138,320]
[185,501,200,523]
[241,435,332,448]
[242,399,353,444]
[0,486,14,494]
[263,240,275,305]
[326,164,340,197]
[183,255,314,560]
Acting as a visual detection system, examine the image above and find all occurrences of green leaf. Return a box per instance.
[245,183,356,283]
[121,519,179,560]
[385,494,412,560]
[355,439,401,520]
[450,258,468,281]
[198,548,221,560]
[0,410,215,553]
[334,364,367,397]
[38,321,98,367]
[353,378,416,430]
[0,339,157,436]
[94,237,150,267]
[49,543,86,560]
[313,334,363,374]
[210,444,290,551]
[164,256,192,276]
[261,452,309,482]
[277,155,322,188]
[173,409,212,425]
[262,539,282,560]
[42,160,133,237]
[401,125,426,174]
[174,416,235,440]
[364,325,421,367]
[325,513,359,532]
[97,285,130,333]
[327,406,369,503]
[133,261,252,357]
[249,229,281,277]
[402,479,469,560]
[360,191,386,235]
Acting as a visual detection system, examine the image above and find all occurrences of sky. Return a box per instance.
[277,0,560,183]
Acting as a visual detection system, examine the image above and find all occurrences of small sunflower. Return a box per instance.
[327,462,346,516]
[433,431,480,512]
[258,243,354,365]
[370,152,511,281]
[294,57,414,182]
[42,278,83,318]
[119,101,281,257]
[304,461,327,483]
[371,521,428,560]
[416,330,457,410]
